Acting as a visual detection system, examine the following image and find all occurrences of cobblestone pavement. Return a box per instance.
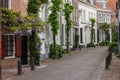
[101,54,120,80]
[11,46,107,80]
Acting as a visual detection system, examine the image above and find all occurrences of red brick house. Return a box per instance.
[0,0,28,68]
[95,0,112,42]
[106,0,117,25]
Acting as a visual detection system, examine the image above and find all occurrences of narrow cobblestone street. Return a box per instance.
[11,46,107,80]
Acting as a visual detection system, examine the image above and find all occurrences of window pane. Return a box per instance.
[5,35,14,57]
[1,0,8,8]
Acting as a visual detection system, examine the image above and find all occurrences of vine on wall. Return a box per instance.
[63,3,73,53]
[48,0,62,59]
[28,0,48,65]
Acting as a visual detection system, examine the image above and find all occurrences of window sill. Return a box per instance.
[4,56,15,59]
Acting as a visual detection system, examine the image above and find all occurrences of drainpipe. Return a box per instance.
[116,1,120,54]
[0,6,2,80]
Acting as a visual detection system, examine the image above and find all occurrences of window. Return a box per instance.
[104,13,106,22]
[60,24,64,46]
[81,9,84,22]
[89,12,90,19]
[98,12,102,23]
[5,35,14,57]
[80,28,83,43]
[102,13,105,22]
[91,12,93,18]
[0,0,9,8]
[94,13,95,18]
[84,10,86,22]
[107,13,110,23]
[98,2,106,8]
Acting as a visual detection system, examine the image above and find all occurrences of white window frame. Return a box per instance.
[4,34,15,59]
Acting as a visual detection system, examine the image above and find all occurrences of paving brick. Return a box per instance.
[101,54,120,80]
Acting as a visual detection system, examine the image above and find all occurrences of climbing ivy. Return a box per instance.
[48,0,62,58]
[102,22,110,32]
[28,0,48,14]
[89,18,96,43]
[1,8,21,32]
[28,0,48,65]
[102,22,110,41]
[63,3,73,53]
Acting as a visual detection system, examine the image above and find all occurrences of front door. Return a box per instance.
[21,36,28,65]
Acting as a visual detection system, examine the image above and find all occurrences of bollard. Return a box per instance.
[18,60,22,75]
[31,56,35,71]
[0,66,2,80]
[79,45,81,50]
[108,55,110,65]
[109,52,112,65]
[73,45,75,50]
[105,56,109,70]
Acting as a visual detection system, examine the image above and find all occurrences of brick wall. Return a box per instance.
[107,0,117,24]
[11,0,28,16]
[0,0,28,69]
[1,58,19,69]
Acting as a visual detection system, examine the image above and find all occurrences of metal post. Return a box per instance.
[109,52,112,65]
[0,4,2,80]
[105,56,109,70]
[117,1,120,54]
[18,59,22,75]
[0,66,2,80]
[31,56,35,71]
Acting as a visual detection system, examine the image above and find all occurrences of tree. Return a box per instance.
[63,3,74,53]
[102,22,110,41]
[28,0,48,65]
[89,18,96,43]
[102,22,110,32]
[48,0,62,58]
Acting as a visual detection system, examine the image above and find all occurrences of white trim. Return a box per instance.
[4,56,15,59]
[8,0,11,9]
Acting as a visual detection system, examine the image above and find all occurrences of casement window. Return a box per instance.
[98,2,106,8]
[98,12,101,23]
[102,13,105,23]
[0,0,11,9]
[89,12,90,19]
[81,9,83,22]
[60,24,64,46]
[1,35,22,59]
[0,0,9,8]
[91,12,93,18]
[80,28,83,43]
[5,35,15,58]
[84,10,86,22]
[104,13,107,22]
[107,13,110,23]
[94,13,95,19]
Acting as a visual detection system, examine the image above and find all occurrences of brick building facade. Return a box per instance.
[11,0,28,16]
[106,0,117,25]
[1,0,28,68]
